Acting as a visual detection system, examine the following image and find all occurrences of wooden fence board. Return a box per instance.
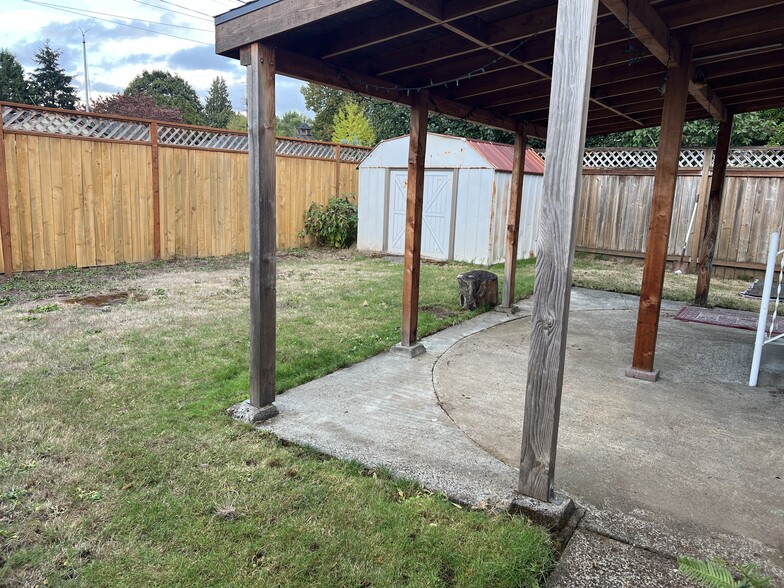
[575,170,784,268]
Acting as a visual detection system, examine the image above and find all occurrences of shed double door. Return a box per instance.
[387,169,454,260]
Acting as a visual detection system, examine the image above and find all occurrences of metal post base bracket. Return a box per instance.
[624,367,660,382]
[227,400,279,424]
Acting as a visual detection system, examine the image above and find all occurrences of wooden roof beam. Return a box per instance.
[600,0,727,122]
[215,0,376,56]
[272,48,546,138]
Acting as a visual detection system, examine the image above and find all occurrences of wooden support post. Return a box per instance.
[501,126,528,309]
[688,147,713,274]
[400,90,429,349]
[0,116,14,276]
[518,0,598,501]
[626,48,692,381]
[243,42,278,410]
[334,144,341,198]
[150,121,161,260]
[695,115,734,306]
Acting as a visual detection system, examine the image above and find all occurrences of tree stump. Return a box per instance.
[457,270,498,310]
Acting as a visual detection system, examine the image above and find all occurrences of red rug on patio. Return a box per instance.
[675,305,784,335]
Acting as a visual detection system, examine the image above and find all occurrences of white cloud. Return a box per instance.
[3,0,311,116]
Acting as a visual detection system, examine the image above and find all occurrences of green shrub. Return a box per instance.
[299,196,358,248]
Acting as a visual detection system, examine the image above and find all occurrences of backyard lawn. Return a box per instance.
[0,251,549,588]
[0,249,759,587]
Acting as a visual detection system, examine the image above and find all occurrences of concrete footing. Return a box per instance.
[390,342,426,358]
[509,491,575,531]
[227,400,279,424]
[624,366,660,382]
[494,305,521,315]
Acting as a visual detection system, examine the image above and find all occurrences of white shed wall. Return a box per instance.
[452,168,495,264]
[357,167,386,252]
[357,134,543,265]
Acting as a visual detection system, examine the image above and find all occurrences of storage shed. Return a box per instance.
[357,133,545,265]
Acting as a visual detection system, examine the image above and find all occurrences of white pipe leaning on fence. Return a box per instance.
[750,231,782,386]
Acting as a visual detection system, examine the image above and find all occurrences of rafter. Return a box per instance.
[601,0,728,121]
[394,0,644,126]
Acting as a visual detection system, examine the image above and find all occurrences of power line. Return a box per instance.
[24,0,213,46]
[25,0,213,32]
[133,0,214,22]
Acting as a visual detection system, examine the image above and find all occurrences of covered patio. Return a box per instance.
[254,288,784,582]
[214,0,784,531]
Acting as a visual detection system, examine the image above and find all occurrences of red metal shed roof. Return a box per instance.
[466,139,545,175]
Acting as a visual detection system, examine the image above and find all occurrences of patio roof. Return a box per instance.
[215,0,784,138]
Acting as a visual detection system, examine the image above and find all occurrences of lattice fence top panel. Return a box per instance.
[158,124,248,151]
[2,104,150,142]
[276,139,335,159]
[339,145,372,163]
[538,147,784,169]
[1,104,372,162]
[727,149,784,169]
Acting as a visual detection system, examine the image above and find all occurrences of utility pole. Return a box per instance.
[80,28,91,112]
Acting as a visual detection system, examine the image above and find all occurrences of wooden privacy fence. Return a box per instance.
[0,102,371,274]
[551,147,784,278]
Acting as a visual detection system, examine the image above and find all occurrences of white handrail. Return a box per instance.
[750,231,783,386]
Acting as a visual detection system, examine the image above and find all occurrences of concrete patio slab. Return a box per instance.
[256,287,784,585]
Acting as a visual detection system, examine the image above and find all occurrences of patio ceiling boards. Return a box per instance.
[216,0,784,138]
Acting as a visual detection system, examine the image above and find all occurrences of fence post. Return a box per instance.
[689,147,713,273]
[335,144,341,198]
[0,113,13,276]
[150,121,161,260]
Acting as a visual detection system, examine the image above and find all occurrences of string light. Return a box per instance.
[329,34,538,97]
[623,1,643,65]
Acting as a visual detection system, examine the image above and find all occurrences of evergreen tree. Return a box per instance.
[125,70,204,125]
[332,101,375,145]
[204,76,233,128]
[0,49,31,104]
[29,41,78,110]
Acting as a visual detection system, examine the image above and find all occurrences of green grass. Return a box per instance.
[572,253,761,312]
[0,252,547,588]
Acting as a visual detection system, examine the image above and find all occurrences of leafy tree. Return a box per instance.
[92,93,184,123]
[276,110,313,137]
[0,49,31,104]
[301,84,350,140]
[29,41,78,110]
[586,110,784,148]
[227,112,248,131]
[125,70,203,125]
[364,99,515,144]
[332,101,375,145]
[204,76,233,128]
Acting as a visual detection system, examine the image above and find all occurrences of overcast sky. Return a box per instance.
[2,0,310,116]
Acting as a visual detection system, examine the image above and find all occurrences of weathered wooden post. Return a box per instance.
[695,115,734,306]
[518,0,599,501]
[230,42,278,422]
[396,90,429,357]
[500,126,528,310]
[625,47,692,381]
